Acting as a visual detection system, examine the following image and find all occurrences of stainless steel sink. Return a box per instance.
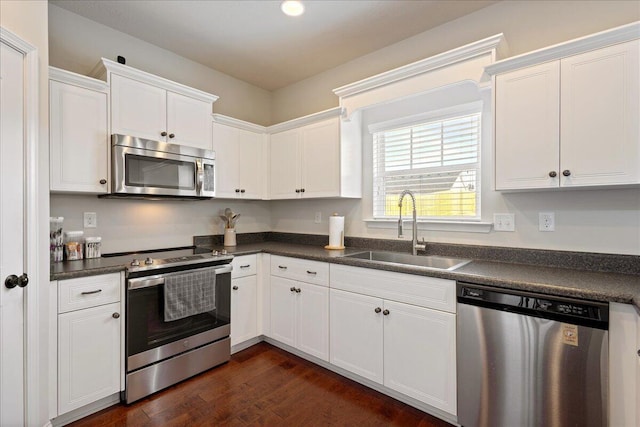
[342,251,471,271]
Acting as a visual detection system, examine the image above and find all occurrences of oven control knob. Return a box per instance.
[144,257,154,265]
[130,259,140,267]
[221,249,228,255]
[212,250,219,256]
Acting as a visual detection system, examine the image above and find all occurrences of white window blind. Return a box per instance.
[372,112,481,220]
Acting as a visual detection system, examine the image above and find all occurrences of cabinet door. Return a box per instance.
[269,276,297,347]
[237,128,265,199]
[560,40,640,187]
[58,302,121,415]
[230,275,258,347]
[166,91,213,150]
[300,118,340,197]
[110,74,167,142]
[296,282,329,361]
[383,300,457,415]
[495,61,560,190]
[329,289,383,384]
[211,122,240,198]
[269,129,300,199]
[50,81,109,193]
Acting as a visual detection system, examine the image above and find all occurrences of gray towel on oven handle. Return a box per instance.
[164,267,216,322]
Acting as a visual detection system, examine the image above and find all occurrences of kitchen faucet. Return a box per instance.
[398,190,426,256]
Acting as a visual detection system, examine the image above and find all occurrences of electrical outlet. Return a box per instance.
[493,213,515,232]
[83,212,97,228]
[314,211,322,224]
[539,212,555,231]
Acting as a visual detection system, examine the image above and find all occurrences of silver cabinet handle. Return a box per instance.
[112,312,120,319]
[278,265,288,270]
[306,270,317,275]
[240,265,251,269]
[383,309,390,316]
[232,285,239,290]
[81,289,102,295]
[374,307,382,313]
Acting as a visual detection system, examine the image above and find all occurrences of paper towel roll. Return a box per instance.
[328,214,345,248]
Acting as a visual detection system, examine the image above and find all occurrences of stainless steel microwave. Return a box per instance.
[110,134,215,199]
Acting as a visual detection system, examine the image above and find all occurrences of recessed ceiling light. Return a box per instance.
[281,0,305,17]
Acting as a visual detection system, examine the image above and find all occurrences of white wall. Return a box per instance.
[48,4,273,126]
[271,0,640,123]
[50,195,272,254]
[1,0,50,425]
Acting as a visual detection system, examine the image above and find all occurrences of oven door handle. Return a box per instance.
[127,264,232,290]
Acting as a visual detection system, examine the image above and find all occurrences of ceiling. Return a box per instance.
[50,0,498,91]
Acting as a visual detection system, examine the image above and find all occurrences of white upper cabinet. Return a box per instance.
[92,58,218,151]
[49,68,109,194]
[212,115,267,199]
[268,108,362,200]
[488,25,640,191]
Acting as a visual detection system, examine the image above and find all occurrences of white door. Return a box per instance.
[237,128,264,199]
[269,276,297,347]
[0,40,26,426]
[329,289,383,384]
[494,61,560,190]
[300,118,340,198]
[295,282,329,361]
[211,122,240,198]
[269,130,300,199]
[230,275,258,347]
[560,40,640,187]
[166,91,213,150]
[383,300,457,415]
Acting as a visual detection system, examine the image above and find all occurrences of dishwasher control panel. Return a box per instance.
[458,283,609,326]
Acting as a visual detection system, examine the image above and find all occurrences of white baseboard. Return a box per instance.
[50,393,121,427]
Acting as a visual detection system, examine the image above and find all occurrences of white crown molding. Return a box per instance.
[49,66,108,92]
[212,114,266,133]
[0,27,37,53]
[90,58,219,104]
[266,107,344,134]
[486,21,640,76]
[333,33,507,99]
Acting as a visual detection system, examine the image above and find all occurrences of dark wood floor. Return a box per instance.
[70,342,454,426]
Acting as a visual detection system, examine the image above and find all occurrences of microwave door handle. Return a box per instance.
[195,159,204,196]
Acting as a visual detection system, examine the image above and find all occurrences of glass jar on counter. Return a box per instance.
[85,237,102,259]
[64,230,84,260]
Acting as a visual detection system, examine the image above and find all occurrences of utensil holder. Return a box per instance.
[224,228,236,247]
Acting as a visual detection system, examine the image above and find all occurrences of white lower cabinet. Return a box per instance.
[330,264,457,416]
[56,273,123,416]
[269,256,330,361]
[231,255,259,347]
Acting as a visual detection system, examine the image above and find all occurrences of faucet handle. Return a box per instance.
[415,237,426,252]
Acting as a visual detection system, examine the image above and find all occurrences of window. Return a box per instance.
[372,111,481,220]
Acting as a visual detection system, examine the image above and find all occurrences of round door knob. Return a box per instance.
[235,189,240,193]
[562,170,571,177]
[169,133,175,139]
[300,188,305,193]
[295,189,300,193]
[374,307,382,314]
[637,349,640,357]
[383,309,390,316]
[548,171,557,178]
[161,131,168,137]
[232,285,239,290]
[295,288,301,293]
[112,312,120,319]
[290,287,296,292]
[99,179,107,185]
[240,189,245,193]
[5,273,28,289]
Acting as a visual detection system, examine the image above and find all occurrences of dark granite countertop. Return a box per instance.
[51,241,640,309]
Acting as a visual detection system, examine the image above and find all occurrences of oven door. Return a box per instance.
[126,265,231,372]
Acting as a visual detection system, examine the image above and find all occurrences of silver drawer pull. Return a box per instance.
[81,289,102,295]
[278,265,288,270]
[306,270,317,275]
[240,265,251,269]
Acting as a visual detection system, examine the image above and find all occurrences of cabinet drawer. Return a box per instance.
[270,255,329,287]
[231,254,257,279]
[330,264,455,313]
[58,273,121,314]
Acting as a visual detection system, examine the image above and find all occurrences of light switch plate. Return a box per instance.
[83,212,97,228]
[493,213,515,232]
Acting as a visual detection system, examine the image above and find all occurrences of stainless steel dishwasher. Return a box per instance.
[457,282,609,427]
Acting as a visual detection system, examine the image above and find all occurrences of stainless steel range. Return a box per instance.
[121,248,233,403]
